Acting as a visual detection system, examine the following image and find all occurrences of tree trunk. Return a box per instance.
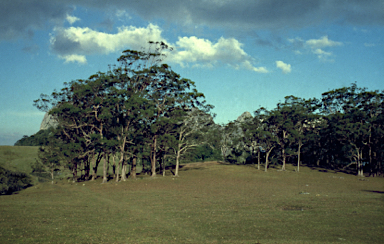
[281,147,286,171]
[297,143,302,172]
[151,136,157,177]
[72,163,77,183]
[162,153,166,177]
[91,152,102,181]
[84,157,90,180]
[131,156,137,179]
[175,145,181,177]
[51,167,54,184]
[117,152,123,182]
[265,147,274,172]
[257,150,260,170]
[357,149,364,177]
[102,153,108,183]
[121,154,127,181]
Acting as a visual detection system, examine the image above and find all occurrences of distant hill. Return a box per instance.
[14,128,52,146]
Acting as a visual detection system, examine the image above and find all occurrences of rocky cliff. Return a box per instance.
[40,112,58,130]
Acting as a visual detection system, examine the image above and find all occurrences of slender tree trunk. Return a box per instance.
[72,163,77,183]
[111,154,116,179]
[265,147,274,172]
[297,143,302,172]
[131,156,137,179]
[162,153,166,177]
[84,157,90,180]
[281,148,286,171]
[175,144,181,177]
[51,167,54,184]
[121,154,127,181]
[91,152,102,181]
[151,136,157,177]
[358,149,364,177]
[102,153,108,183]
[117,153,123,182]
[257,150,260,170]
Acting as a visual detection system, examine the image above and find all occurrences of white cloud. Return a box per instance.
[289,35,342,61]
[51,24,268,72]
[169,36,268,73]
[61,54,87,64]
[305,36,342,49]
[50,24,164,63]
[275,60,291,74]
[66,14,80,25]
[313,48,331,56]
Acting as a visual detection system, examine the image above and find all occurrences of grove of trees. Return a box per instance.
[223,83,384,177]
[28,42,383,181]
[34,42,215,182]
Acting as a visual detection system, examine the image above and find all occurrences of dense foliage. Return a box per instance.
[34,42,215,182]
[27,41,383,180]
[0,166,32,194]
[220,83,384,176]
[14,128,53,146]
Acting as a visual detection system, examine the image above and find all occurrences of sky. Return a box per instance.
[0,0,383,145]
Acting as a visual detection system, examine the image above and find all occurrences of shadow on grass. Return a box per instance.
[306,164,358,176]
[362,190,384,194]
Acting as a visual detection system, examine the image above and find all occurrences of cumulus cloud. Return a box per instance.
[66,14,80,25]
[49,23,267,72]
[275,61,291,74]
[305,36,343,49]
[305,36,342,61]
[169,36,268,72]
[50,24,164,63]
[289,35,342,61]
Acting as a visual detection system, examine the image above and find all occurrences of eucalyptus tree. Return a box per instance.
[143,68,209,176]
[254,108,278,172]
[278,96,320,172]
[240,114,263,169]
[320,83,384,176]
[37,131,62,184]
[261,104,296,171]
[172,107,215,177]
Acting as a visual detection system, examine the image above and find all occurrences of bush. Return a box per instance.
[0,166,32,195]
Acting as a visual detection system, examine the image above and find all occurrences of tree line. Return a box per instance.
[218,83,384,177]
[33,42,216,183]
[27,42,384,181]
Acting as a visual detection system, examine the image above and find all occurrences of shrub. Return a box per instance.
[0,166,32,195]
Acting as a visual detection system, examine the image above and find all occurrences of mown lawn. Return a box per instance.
[0,160,383,243]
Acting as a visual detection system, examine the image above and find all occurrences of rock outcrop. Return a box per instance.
[40,112,58,130]
[236,111,253,123]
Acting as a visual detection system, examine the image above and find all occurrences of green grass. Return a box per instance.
[0,146,38,173]
[0,146,383,243]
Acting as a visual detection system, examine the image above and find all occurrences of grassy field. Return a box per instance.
[0,147,384,243]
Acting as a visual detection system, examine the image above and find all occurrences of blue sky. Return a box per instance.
[0,0,383,145]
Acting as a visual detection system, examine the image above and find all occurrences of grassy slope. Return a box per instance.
[0,146,38,173]
[0,156,383,243]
